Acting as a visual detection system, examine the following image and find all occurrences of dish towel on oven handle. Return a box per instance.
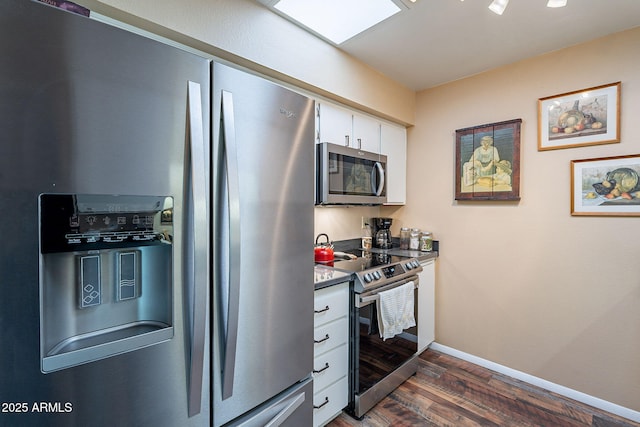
[377,281,416,341]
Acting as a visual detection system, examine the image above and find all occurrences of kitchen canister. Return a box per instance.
[420,232,433,252]
[399,227,410,250]
[409,228,420,250]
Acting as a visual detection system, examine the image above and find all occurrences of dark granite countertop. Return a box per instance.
[314,264,353,290]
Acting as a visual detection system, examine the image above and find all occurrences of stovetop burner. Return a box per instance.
[332,249,407,271]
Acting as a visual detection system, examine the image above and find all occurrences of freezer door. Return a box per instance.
[0,2,210,426]
[229,379,313,427]
[212,62,315,426]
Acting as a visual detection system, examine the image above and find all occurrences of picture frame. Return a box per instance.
[328,157,338,174]
[571,154,640,217]
[455,118,521,201]
[538,82,620,151]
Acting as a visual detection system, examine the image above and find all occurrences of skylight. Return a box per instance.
[272,0,403,45]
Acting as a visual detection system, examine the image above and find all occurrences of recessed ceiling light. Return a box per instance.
[546,0,567,7]
[488,0,509,15]
[273,0,402,44]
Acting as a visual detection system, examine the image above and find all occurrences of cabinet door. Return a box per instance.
[313,282,349,427]
[314,282,349,327]
[313,377,348,427]
[317,102,352,147]
[418,259,435,352]
[352,112,380,153]
[380,123,407,205]
[312,344,348,393]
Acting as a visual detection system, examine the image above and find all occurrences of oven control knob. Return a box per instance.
[363,273,373,283]
[412,260,420,268]
[373,271,381,280]
[405,262,413,270]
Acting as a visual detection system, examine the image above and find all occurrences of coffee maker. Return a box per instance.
[372,217,393,249]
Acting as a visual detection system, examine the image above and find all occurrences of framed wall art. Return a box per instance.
[455,118,521,201]
[571,154,640,216]
[538,82,620,151]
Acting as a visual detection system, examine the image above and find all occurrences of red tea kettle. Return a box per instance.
[314,233,334,263]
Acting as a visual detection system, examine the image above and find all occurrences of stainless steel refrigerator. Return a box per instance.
[0,1,210,426]
[211,62,315,426]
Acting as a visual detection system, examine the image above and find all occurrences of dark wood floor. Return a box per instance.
[327,349,640,427]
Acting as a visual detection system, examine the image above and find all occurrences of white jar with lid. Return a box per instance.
[420,232,433,252]
[409,228,420,250]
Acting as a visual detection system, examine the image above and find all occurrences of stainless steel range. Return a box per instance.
[334,250,422,293]
[332,249,422,419]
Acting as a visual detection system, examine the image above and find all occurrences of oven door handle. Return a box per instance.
[357,277,419,308]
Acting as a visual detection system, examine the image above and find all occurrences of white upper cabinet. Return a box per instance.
[352,112,381,153]
[317,102,381,153]
[381,122,407,205]
[316,101,407,205]
[316,102,354,147]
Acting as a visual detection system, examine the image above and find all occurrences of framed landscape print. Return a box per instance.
[455,118,521,201]
[571,154,640,216]
[538,82,620,151]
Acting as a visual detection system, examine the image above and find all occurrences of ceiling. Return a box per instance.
[334,0,640,91]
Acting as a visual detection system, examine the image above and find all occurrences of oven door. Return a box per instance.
[353,276,419,397]
[316,142,386,205]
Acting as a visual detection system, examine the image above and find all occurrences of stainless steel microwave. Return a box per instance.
[316,142,387,205]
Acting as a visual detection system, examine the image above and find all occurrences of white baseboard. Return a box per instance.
[429,343,640,423]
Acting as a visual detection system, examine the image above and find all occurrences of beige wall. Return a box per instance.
[77,0,415,125]
[392,27,640,411]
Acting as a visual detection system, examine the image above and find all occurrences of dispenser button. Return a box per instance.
[117,251,138,301]
[79,255,101,308]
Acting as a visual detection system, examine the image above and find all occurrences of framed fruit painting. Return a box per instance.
[571,154,640,216]
[538,82,620,151]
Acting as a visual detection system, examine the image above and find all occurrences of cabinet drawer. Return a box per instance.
[313,376,348,427]
[314,282,349,327]
[313,343,348,393]
[313,317,348,356]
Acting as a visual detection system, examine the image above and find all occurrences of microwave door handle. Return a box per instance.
[220,90,242,400]
[372,161,385,196]
[186,81,208,417]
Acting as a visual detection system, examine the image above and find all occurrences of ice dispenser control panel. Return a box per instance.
[38,194,174,373]
[40,194,173,252]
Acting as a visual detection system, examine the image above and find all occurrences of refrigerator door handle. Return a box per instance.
[264,391,306,427]
[220,90,242,400]
[187,81,208,417]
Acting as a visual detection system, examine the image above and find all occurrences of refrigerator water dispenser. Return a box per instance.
[39,194,174,373]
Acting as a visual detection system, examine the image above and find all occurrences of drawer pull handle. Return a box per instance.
[314,334,330,344]
[314,305,330,314]
[313,397,329,410]
[313,362,330,374]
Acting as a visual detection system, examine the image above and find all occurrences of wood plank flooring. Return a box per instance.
[327,349,640,427]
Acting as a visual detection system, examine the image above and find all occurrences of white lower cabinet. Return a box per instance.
[417,259,435,353]
[313,377,348,427]
[313,282,349,427]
